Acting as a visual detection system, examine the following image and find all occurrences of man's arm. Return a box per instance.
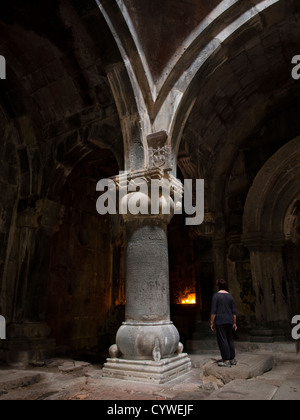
[233,315,237,331]
[210,314,216,332]
[210,294,217,332]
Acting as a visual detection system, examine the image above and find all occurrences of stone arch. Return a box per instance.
[283,196,300,316]
[243,137,300,242]
[45,146,123,352]
[47,122,123,203]
[0,105,21,319]
[0,95,42,323]
[171,1,300,291]
[243,137,300,327]
[96,0,149,170]
[170,0,299,170]
[284,197,300,244]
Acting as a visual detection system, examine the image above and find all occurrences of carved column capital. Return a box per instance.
[112,168,183,224]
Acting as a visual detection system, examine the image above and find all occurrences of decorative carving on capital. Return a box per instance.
[149,145,171,170]
[147,131,172,171]
[111,168,183,224]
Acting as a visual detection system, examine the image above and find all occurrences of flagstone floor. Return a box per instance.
[0,353,299,400]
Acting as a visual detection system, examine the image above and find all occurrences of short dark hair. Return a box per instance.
[216,279,228,291]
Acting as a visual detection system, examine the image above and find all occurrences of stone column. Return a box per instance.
[103,169,191,384]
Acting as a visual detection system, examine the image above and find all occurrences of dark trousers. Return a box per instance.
[216,324,236,361]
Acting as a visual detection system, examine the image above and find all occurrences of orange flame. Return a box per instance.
[181,293,196,305]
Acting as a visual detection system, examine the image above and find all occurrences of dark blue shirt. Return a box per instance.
[211,292,237,325]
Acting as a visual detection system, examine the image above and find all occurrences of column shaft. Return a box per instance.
[125,219,170,323]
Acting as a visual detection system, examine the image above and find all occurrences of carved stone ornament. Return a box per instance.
[147,131,172,171]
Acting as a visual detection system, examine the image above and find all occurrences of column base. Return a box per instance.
[103,353,192,385]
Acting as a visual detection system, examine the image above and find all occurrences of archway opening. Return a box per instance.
[243,137,300,333]
[283,197,300,318]
[45,147,122,360]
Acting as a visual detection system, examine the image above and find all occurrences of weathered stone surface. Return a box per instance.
[0,371,41,393]
[0,355,300,400]
[271,366,300,400]
[58,361,91,374]
[207,378,278,401]
[204,354,274,384]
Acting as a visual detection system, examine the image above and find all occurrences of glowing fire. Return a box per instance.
[181,293,196,305]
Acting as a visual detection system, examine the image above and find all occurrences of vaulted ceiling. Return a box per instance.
[1,0,300,204]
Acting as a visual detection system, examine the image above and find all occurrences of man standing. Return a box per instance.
[210,279,237,368]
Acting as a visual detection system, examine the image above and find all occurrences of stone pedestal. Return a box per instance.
[103,169,191,383]
[103,353,191,384]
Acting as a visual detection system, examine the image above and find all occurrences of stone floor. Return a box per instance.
[0,350,299,400]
